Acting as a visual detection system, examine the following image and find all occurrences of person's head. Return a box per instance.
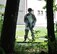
[28,8,34,13]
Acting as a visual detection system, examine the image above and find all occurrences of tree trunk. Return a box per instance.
[1,0,20,54]
[47,0,56,54]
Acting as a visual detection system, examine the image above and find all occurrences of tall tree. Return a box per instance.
[47,0,56,54]
[1,0,20,54]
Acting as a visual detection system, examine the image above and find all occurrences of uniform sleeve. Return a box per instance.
[32,14,36,23]
[24,15,27,23]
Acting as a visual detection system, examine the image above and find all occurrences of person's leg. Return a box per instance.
[24,28,29,41]
[30,28,35,41]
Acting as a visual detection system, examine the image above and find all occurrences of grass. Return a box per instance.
[0,16,3,37]
[14,41,48,54]
[0,18,3,32]
[14,25,48,54]
[15,25,47,42]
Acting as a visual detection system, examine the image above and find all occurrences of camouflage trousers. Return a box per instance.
[24,26,34,41]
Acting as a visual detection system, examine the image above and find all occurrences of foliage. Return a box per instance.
[0,4,4,8]
[16,26,47,42]
[15,26,48,54]
[48,39,57,53]
[43,0,57,12]
[0,4,5,15]
[14,42,48,54]
[0,47,5,54]
[0,20,3,32]
[0,4,4,36]
[0,16,3,37]
[0,16,3,42]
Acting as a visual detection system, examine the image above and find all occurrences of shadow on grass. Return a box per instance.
[14,42,48,54]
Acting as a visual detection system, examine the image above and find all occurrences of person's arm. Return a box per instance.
[24,14,30,27]
[32,14,36,24]
[24,15,27,23]
[31,14,36,28]
[33,15,36,22]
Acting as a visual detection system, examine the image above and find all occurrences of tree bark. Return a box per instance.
[1,0,20,54]
[47,0,56,54]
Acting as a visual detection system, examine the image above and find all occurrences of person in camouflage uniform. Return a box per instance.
[24,8,36,41]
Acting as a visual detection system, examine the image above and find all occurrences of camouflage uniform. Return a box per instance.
[24,12,36,41]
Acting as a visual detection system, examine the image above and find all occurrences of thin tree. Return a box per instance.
[47,0,56,54]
